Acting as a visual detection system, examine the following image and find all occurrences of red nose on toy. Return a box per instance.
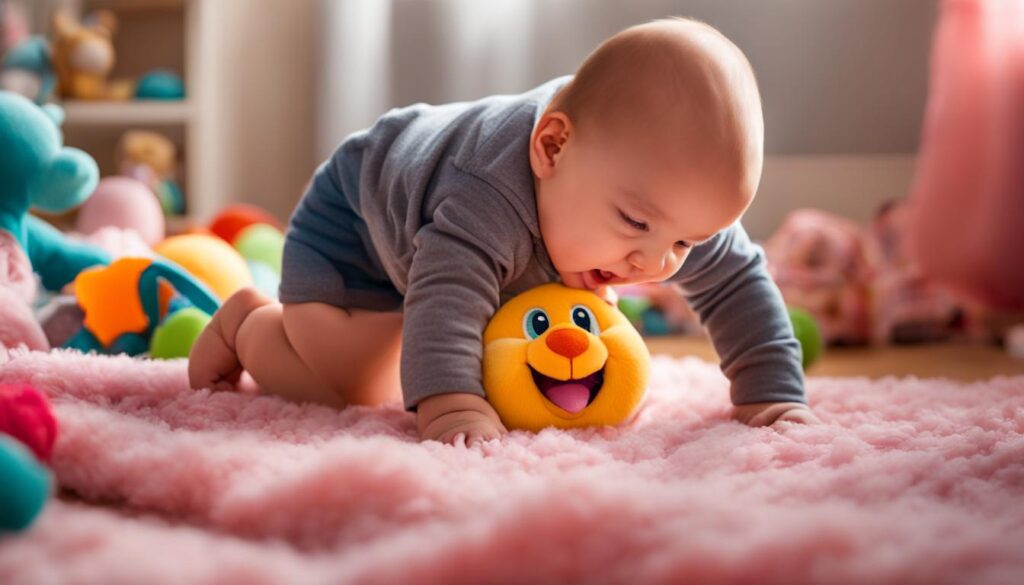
[0,383,58,463]
[545,328,589,359]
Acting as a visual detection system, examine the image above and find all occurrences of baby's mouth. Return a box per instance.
[586,269,619,288]
[529,365,605,414]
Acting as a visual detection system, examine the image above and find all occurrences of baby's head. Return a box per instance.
[530,17,764,290]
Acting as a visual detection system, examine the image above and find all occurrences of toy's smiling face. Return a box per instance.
[482,283,650,432]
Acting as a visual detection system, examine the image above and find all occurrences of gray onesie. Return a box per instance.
[280,76,807,412]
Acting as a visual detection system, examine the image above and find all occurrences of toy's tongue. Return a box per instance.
[543,383,590,413]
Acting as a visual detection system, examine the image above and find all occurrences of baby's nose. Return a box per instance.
[545,328,589,359]
[630,251,667,276]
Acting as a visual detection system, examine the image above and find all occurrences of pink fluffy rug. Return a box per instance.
[0,347,1022,585]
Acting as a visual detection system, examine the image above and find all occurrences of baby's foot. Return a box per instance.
[188,288,273,392]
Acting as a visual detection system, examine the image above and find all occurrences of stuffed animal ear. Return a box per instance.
[88,10,118,37]
[30,147,99,214]
[40,104,65,128]
[51,10,76,37]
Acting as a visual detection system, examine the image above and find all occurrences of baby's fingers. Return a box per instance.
[443,432,467,446]
[467,427,506,447]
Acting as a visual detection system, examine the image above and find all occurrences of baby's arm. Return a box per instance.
[402,193,532,444]
[670,222,820,426]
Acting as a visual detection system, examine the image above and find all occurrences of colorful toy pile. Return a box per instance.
[0,90,288,360]
[763,204,993,348]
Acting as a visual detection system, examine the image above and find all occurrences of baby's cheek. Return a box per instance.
[660,254,689,280]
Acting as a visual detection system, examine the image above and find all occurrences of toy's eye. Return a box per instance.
[523,308,550,339]
[570,305,600,334]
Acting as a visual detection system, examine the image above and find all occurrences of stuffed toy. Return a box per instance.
[763,209,877,345]
[64,256,219,357]
[0,36,56,105]
[75,176,166,246]
[0,91,111,285]
[482,283,650,432]
[50,9,132,101]
[0,90,112,349]
[117,130,184,215]
[0,383,57,533]
[0,230,47,350]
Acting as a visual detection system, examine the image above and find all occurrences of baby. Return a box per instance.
[189,17,821,445]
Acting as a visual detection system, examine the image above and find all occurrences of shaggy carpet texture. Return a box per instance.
[0,347,1022,585]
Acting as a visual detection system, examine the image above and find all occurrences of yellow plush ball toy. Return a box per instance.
[153,234,253,301]
[482,283,651,432]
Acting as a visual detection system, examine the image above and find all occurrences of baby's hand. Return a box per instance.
[416,392,508,446]
[731,401,822,428]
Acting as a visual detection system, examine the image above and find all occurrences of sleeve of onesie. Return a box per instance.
[400,182,533,413]
[668,222,807,406]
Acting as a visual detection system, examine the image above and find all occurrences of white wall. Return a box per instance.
[202,0,317,222]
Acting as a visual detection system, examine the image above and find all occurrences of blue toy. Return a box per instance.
[0,435,52,533]
[134,69,185,100]
[0,90,111,292]
[0,36,56,105]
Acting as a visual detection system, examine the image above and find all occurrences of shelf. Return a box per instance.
[61,100,193,126]
[83,0,186,12]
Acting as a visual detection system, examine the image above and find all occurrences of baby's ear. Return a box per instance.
[530,111,572,176]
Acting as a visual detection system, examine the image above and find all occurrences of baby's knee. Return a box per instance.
[217,288,275,345]
[234,304,285,364]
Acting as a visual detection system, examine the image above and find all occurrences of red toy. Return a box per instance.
[0,383,57,463]
[208,204,282,245]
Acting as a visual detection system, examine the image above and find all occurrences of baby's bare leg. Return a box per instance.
[190,289,403,409]
[188,288,273,394]
[277,302,403,407]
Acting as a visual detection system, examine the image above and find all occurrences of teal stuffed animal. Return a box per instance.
[0,90,111,292]
[0,37,57,105]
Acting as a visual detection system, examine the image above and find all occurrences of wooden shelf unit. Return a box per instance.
[49,0,215,219]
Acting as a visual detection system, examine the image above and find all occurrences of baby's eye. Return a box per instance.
[618,209,649,232]
[675,241,692,249]
[523,308,550,339]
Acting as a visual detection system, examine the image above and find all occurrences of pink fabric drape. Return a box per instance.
[907,0,1024,309]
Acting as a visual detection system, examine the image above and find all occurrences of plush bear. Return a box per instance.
[49,9,132,101]
[0,90,111,349]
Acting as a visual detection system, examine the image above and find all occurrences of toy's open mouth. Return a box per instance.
[529,365,605,414]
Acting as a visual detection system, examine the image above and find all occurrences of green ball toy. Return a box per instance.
[617,296,653,327]
[150,308,212,360]
[233,223,284,274]
[788,307,824,369]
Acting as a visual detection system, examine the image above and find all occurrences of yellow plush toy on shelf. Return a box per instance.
[50,9,133,100]
[482,283,651,432]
